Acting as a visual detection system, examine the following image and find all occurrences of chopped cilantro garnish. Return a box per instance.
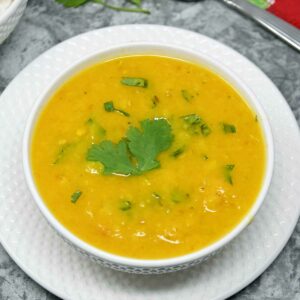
[182,114,202,125]
[71,191,82,203]
[86,118,173,176]
[171,190,190,203]
[104,101,130,117]
[53,143,73,164]
[171,147,185,158]
[224,164,235,185]
[86,118,106,141]
[86,118,94,125]
[223,123,236,134]
[120,200,132,211]
[181,90,194,102]
[200,123,211,136]
[182,114,211,136]
[121,77,148,88]
[225,164,235,171]
[152,95,159,108]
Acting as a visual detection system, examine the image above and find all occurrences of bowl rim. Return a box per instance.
[23,42,274,268]
[0,0,25,25]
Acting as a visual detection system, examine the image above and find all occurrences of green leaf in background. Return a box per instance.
[129,0,142,7]
[55,0,150,14]
[247,0,271,9]
[92,0,150,14]
[56,0,89,7]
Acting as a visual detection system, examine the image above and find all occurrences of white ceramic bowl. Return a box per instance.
[23,43,274,274]
[0,0,27,44]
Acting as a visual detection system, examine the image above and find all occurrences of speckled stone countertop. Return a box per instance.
[0,0,299,299]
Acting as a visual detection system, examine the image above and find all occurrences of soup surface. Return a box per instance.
[31,55,265,259]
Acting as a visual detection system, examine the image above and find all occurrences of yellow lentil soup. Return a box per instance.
[31,55,265,259]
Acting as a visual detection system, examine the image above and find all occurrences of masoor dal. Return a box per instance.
[31,55,265,259]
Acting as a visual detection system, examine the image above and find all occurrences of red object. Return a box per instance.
[267,0,300,29]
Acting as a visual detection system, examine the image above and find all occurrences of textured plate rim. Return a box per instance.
[0,24,299,300]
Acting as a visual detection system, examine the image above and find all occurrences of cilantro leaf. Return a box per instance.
[127,119,174,172]
[223,123,236,134]
[182,114,211,136]
[86,118,173,176]
[224,164,235,185]
[200,123,211,136]
[71,191,82,203]
[181,90,194,102]
[104,101,130,117]
[121,77,148,88]
[120,200,132,211]
[87,140,136,175]
[171,147,185,158]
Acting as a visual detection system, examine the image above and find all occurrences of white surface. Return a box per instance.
[0,0,12,14]
[0,0,27,44]
[22,43,274,273]
[0,25,299,300]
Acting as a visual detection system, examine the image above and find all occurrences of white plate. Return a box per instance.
[0,25,299,300]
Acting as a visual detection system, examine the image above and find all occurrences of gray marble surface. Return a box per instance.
[0,0,299,299]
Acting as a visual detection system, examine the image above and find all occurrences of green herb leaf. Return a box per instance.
[224,164,235,185]
[225,164,235,171]
[86,118,173,176]
[182,114,202,125]
[56,0,150,13]
[120,200,132,211]
[127,119,173,172]
[55,0,88,7]
[151,95,159,108]
[171,190,190,204]
[129,0,141,6]
[71,191,82,203]
[103,101,114,112]
[53,143,73,164]
[202,154,208,160]
[182,114,211,136]
[86,118,106,141]
[87,140,136,175]
[121,77,148,88]
[181,90,194,102]
[200,123,211,136]
[171,147,185,158]
[223,123,236,134]
[93,0,150,14]
[247,0,270,9]
[104,101,130,117]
